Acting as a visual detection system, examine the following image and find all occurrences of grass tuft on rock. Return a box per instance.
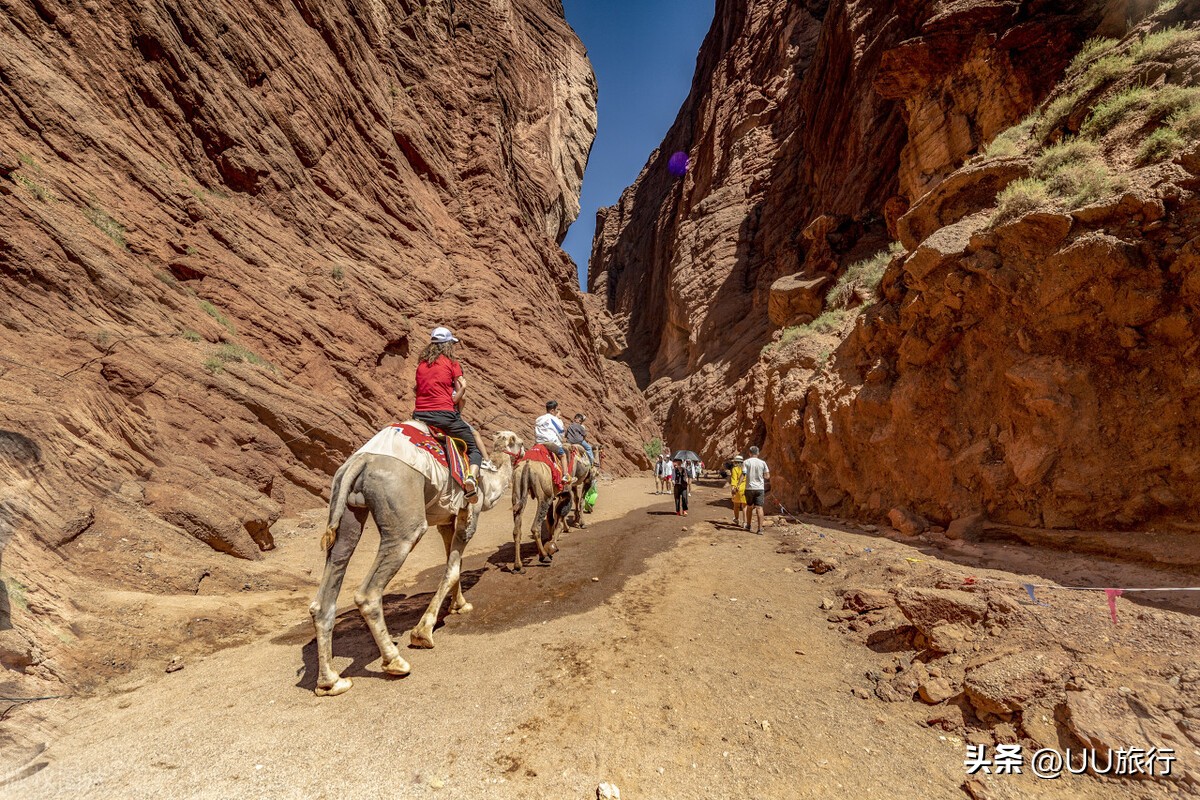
[984,116,1037,158]
[1082,86,1152,138]
[83,206,127,249]
[1137,127,1186,164]
[828,243,902,309]
[1132,24,1200,63]
[199,300,236,333]
[992,179,1053,225]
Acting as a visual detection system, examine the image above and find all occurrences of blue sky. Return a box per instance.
[561,0,717,288]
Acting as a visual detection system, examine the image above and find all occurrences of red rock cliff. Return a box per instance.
[0,0,653,681]
[590,0,1200,532]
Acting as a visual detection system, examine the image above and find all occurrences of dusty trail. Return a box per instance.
[1,478,1187,799]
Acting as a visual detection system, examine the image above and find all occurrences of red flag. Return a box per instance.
[1104,588,1124,624]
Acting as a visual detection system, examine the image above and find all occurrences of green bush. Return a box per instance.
[203,357,224,374]
[766,310,855,360]
[1033,139,1099,179]
[1082,86,1151,137]
[1046,160,1119,207]
[1147,85,1200,120]
[984,116,1037,158]
[1037,91,1084,139]
[181,329,202,342]
[214,343,268,366]
[1067,37,1118,75]
[1137,127,1186,164]
[1170,104,1200,138]
[642,438,663,461]
[993,178,1052,225]
[1132,24,1200,62]
[828,244,901,308]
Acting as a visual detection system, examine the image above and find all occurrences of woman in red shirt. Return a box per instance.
[413,326,482,499]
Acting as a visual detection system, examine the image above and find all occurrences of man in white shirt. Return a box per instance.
[535,400,569,478]
[742,446,770,534]
[655,453,672,494]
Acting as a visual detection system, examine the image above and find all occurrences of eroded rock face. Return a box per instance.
[0,0,653,676]
[590,0,1192,532]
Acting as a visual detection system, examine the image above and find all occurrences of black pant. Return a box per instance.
[413,410,482,468]
[674,484,688,512]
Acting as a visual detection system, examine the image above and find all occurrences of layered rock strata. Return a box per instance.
[0,0,652,683]
[591,0,1197,532]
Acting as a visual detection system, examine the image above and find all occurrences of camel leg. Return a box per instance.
[309,506,368,697]
[412,509,478,647]
[512,495,527,573]
[535,499,554,562]
[441,522,472,614]
[354,486,426,677]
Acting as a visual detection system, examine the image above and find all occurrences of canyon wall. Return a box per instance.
[0,0,653,685]
[589,0,1200,532]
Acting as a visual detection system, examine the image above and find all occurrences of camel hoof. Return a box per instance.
[539,555,552,564]
[382,656,411,676]
[513,564,525,574]
[409,629,435,649]
[546,543,559,555]
[450,601,474,615]
[315,677,353,697]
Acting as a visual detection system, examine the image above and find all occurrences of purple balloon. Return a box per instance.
[668,151,690,177]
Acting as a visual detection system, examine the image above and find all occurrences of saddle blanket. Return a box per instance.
[522,444,578,493]
[354,420,468,510]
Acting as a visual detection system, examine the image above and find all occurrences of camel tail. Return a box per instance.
[322,455,368,551]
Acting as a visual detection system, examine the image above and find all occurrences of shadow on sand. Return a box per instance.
[289,567,487,691]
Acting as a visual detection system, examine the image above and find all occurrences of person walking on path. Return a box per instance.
[655,452,672,494]
[742,446,770,534]
[729,455,747,527]
[412,326,483,500]
[672,457,690,515]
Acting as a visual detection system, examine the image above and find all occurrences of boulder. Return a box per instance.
[895,588,987,636]
[1065,688,1187,755]
[887,507,928,536]
[768,273,831,327]
[945,513,983,540]
[963,650,1071,716]
[919,676,958,704]
[843,588,894,613]
[928,622,972,654]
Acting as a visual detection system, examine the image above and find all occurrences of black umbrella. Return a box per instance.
[672,450,701,462]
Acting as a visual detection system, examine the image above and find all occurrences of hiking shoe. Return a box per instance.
[464,477,479,501]
[754,529,763,535]
[682,511,688,516]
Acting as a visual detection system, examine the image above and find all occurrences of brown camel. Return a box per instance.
[510,444,593,572]
[308,428,524,696]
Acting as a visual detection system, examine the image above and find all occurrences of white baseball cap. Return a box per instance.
[430,326,459,344]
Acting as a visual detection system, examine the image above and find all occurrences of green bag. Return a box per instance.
[583,485,598,513]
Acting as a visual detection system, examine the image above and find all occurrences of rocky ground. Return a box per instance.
[2,478,1196,799]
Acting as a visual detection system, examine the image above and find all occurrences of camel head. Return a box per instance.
[492,430,524,461]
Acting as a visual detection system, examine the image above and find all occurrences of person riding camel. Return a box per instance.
[412,326,483,501]
[565,413,595,465]
[534,400,570,483]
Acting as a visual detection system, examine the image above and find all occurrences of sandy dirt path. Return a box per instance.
[1,477,1184,799]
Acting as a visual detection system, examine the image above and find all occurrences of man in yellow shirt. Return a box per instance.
[729,455,747,527]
